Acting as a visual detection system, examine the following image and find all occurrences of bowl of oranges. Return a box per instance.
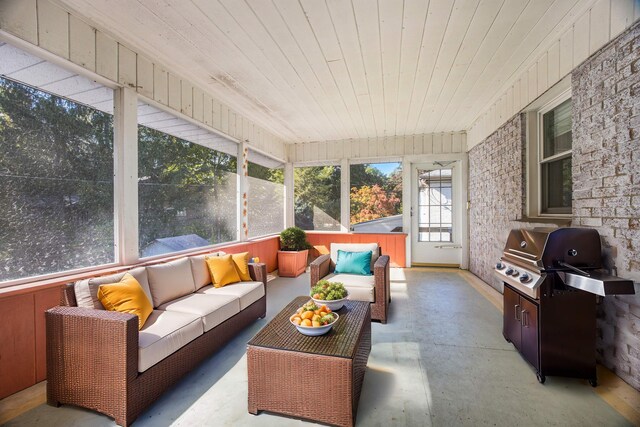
[290,300,338,336]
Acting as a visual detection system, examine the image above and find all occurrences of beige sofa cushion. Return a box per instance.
[158,294,240,332]
[138,309,203,372]
[146,258,196,307]
[325,273,375,303]
[75,267,151,309]
[330,243,379,273]
[190,251,226,290]
[198,281,264,310]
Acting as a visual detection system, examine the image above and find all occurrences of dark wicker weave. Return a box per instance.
[310,248,390,323]
[46,263,268,427]
[247,296,371,427]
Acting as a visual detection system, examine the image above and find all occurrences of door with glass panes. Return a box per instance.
[411,162,462,266]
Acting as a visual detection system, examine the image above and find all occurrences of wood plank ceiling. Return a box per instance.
[56,0,587,143]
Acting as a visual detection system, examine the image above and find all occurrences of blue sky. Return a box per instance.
[370,162,400,176]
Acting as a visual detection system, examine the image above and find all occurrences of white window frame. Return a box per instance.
[526,79,572,219]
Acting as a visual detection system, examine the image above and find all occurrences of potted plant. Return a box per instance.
[277,227,312,277]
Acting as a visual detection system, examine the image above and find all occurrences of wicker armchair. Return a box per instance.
[310,244,390,323]
[46,262,267,427]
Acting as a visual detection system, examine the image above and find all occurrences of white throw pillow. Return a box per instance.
[146,258,197,307]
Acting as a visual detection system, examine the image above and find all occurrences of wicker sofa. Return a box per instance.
[45,252,267,427]
[310,243,390,323]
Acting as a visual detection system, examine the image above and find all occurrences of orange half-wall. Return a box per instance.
[306,232,407,267]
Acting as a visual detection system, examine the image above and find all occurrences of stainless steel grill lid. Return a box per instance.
[503,227,602,271]
[497,227,634,298]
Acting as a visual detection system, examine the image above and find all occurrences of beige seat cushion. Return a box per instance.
[190,251,226,290]
[330,243,379,273]
[158,293,240,332]
[138,309,203,372]
[75,267,151,309]
[197,281,264,310]
[325,273,375,303]
[146,258,197,307]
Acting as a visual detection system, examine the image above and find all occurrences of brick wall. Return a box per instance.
[468,114,523,292]
[468,114,549,291]
[572,21,640,391]
[469,21,640,391]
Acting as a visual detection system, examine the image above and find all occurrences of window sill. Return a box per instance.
[515,216,572,226]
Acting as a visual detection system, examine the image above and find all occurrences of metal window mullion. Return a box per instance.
[340,158,350,232]
[540,150,572,163]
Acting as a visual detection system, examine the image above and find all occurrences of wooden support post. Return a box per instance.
[284,162,294,228]
[113,87,138,264]
[238,141,249,241]
[340,158,350,232]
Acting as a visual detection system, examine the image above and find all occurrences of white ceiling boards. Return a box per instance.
[55,0,599,144]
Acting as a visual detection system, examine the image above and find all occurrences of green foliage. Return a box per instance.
[248,162,284,184]
[279,226,311,251]
[0,76,241,281]
[294,166,341,229]
[292,163,403,230]
[349,163,403,224]
[138,125,237,251]
[0,77,115,281]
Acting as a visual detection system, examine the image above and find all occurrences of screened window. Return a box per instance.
[248,161,284,238]
[417,168,453,242]
[294,166,341,231]
[138,120,238,257]
[0,77,115,282]
[540,98,572,214]
[350,162,402,233]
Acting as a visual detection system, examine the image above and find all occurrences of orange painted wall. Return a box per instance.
[212,236,279,273]
[306,232,407,267]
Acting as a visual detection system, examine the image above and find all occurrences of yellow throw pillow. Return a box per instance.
[232,252,251,281]
[206,254,241,288]
[97,273,153,330]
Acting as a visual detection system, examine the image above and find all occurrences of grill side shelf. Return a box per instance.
[558,271,635,296]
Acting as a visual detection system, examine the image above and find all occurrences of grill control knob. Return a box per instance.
[505,267,514,275]
[519,273,531,283]
[496,262,505,270]
[511,270,520,277]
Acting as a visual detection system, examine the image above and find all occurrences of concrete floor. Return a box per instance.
[4,269,631,426]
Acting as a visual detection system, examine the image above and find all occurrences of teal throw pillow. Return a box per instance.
[334,250,372,275]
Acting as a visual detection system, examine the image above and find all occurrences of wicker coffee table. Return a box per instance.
[247,296,371,427]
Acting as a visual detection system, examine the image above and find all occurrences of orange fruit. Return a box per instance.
[301,311,314,320]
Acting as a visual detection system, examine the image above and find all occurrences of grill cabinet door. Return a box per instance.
[503,285,521,350]
[520,297,539,371]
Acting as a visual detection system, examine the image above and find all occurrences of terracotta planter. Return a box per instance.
[277,250,309,278]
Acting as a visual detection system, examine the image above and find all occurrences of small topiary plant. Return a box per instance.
[279,226,312,251]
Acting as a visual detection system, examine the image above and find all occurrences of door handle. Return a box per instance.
[522,309,528,327]
[514,304,520,322]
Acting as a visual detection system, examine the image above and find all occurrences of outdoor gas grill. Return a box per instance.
[494,227,635,385]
